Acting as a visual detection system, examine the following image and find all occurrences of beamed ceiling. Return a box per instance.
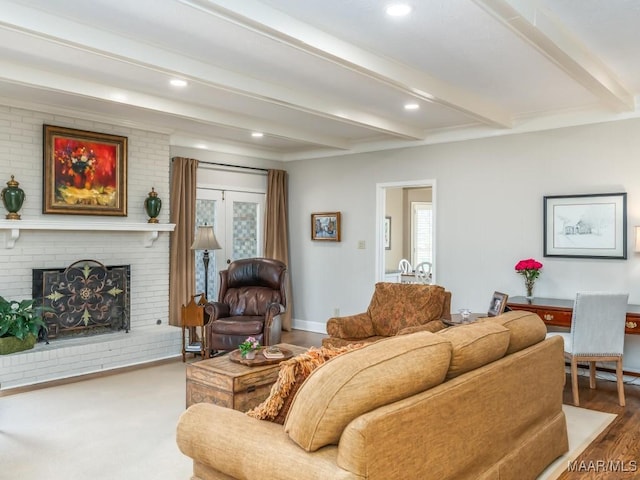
[1,0,639,160]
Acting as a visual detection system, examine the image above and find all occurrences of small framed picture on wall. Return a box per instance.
[311,212,341,241]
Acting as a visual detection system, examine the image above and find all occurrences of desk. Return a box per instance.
[506,296,640,335]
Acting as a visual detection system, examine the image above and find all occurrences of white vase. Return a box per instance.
[244,350,256,360]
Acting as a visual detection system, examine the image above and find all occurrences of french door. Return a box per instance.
[195,188,265,301]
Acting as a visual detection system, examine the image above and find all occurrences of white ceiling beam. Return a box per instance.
[0,61,351,150]
[473,0,634,112]
[178,0,513,128]
[0,3,425,141]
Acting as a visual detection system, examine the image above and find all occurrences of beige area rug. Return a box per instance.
[0,361,192,480]
[0,362,616,480]
[538,405,617,480]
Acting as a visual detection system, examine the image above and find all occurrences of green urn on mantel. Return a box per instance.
[1,175,25,220]
[144,187,162,224]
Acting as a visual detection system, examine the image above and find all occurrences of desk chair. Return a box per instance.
[546,292,628,406]
[181,293,208,362]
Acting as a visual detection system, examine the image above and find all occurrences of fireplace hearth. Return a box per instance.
[32,260,130,340]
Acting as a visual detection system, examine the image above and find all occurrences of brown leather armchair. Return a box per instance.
[204,258,287,354]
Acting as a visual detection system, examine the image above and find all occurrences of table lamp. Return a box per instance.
[191,223,222,300]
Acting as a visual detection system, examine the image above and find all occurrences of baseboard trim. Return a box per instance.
[0,356,183,397]
[292,318,326,334]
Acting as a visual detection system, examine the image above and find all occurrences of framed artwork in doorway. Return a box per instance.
[311,212,341,241]
[543,192,626,259]
[43,124,128,216]
[384,216,391,250]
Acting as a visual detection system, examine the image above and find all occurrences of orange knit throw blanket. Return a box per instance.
[247,344,363,423]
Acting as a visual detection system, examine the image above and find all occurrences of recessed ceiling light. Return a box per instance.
[404,103,420,110]
[251,132,264,138]
[170,79,188,87]
[386,4,412,17]
[110,92,127,102]
[195,143,207,149]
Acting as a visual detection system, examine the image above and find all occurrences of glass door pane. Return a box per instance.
[195,189,223,301]
[229,196,261,260]
[195,189,265,301]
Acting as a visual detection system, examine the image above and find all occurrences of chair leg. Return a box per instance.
[571,357,580,406]
[181,326,186,363]
[589,361,597,389]
[616,357,626,407]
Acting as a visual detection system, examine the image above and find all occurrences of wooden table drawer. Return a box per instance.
[532,309,572,327]
[508,305,572,327]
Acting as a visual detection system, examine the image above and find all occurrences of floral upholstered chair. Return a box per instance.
[322,282,451,348]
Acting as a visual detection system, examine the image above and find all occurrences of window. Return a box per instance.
[412,202,432,265]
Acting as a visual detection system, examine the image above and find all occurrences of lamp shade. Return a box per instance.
[191,224,222,251]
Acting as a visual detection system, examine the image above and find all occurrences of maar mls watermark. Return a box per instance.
[568,460,638,473]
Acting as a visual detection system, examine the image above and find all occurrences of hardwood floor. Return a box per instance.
[557,374,640,479]
[281,328,325,348]
[283,329,640,479]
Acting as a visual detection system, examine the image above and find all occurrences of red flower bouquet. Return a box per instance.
[515,258,543,298]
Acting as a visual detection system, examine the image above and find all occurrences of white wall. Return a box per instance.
[286,118,640,372]
[384,188,403,270]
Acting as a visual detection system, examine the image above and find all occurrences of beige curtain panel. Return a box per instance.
[264,169,293,331]
[169,157,198,327]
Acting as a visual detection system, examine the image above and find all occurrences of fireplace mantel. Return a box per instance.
[0,220,175,248]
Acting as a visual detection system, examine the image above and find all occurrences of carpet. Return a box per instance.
[0,362,616,480]
[538,405,617,480]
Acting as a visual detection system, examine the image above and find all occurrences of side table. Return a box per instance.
[185,343,308,411]
[443,312,486,326]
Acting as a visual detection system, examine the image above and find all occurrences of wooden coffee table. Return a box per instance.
[185,343,308,411]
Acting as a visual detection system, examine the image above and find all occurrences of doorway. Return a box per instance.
[376,179,436,283]
[195,188,265,300]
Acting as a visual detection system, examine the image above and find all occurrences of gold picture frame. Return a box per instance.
[43,125,128,216]
[311,212,341,241]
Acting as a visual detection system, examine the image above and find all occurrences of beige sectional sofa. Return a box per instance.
[176,311,568,480]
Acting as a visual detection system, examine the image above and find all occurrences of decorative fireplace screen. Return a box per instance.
[32,259,130,340]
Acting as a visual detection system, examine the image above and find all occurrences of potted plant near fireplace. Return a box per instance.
[0,296,48,355]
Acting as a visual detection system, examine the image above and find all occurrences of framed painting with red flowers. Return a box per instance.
[43,125,127,216]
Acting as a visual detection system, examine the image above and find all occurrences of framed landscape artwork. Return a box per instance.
[543,192,626,259]
[43,125,128,216]
[311,212,341,241]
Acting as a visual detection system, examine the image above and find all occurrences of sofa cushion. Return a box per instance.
[284,331,452,452]
[246,344,364,424]
[482,310,547,354]
[367,283,447,336]
[437,322,510,379]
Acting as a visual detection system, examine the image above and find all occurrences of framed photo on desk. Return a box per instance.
[488,291,508,317]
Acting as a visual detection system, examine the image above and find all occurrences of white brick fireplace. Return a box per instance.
[0,105,183,390]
